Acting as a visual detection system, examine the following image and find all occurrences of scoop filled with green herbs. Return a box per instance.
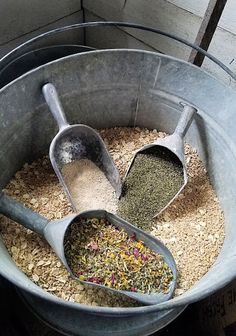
[118,147,184,230]
[121,104,197,222]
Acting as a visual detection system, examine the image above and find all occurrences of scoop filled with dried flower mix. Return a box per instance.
[0,192,176,305]
[64,212,176,305]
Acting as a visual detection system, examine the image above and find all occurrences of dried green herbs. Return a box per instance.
[64,217,173,294]
[118,147,184,230]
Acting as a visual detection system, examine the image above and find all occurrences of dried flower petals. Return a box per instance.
[86,241,98,251]
[64,218,173,293]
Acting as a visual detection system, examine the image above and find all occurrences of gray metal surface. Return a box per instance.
[124,104,197,217]
[43,83,122,202]
[0,49,236,335]
[0,45,94,89]
[0,192,176,306]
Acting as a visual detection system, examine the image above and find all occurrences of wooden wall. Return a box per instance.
[0,0,83,57]
[83,0,236,87]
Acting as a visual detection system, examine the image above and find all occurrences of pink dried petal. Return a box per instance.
[130,233,137,241]
[87,277,100,284]
[133,248,140,259]
[111,273,115,284]
[141,254,148,261]
[131,287,137,292]
[87,241,98,251]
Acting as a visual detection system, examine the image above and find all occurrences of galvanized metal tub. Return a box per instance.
[0,49,236,335]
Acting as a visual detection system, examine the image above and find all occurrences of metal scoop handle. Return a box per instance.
[43,83,69,131]
[174,104,197,138]
[0,192,48,235]
[0,192,177,305]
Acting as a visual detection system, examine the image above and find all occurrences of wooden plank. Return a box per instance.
[202,26,236,89]
[83,0,202,60]
[217,0,236,34]
[167,0,210,18]
[0,0,81,45]
[188,0,228,66]
[167,0,236,35]
[85,10,158,52]
[0,11,84,58]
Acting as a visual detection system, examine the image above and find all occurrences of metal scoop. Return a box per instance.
[0,192,176,305]
[42,83,122,209]
[124,103,197,217]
